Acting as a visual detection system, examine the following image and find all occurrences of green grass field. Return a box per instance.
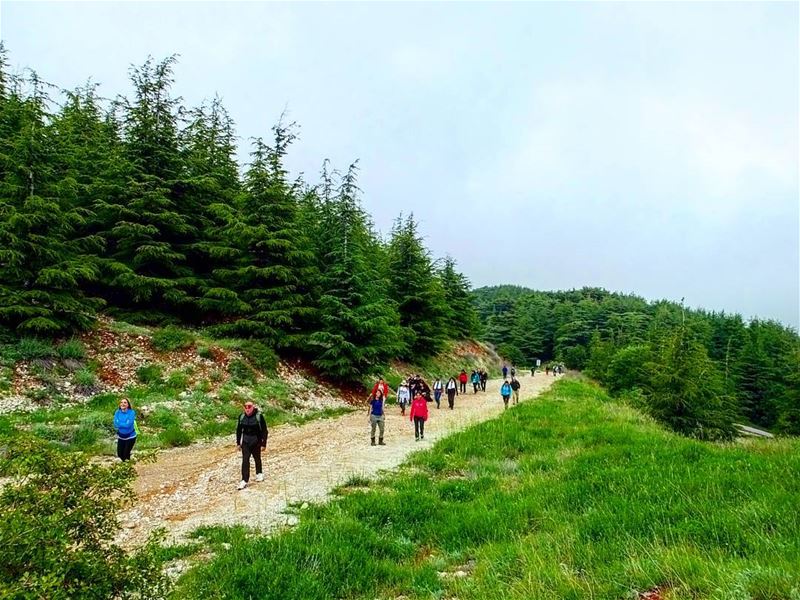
[173,379,800,600]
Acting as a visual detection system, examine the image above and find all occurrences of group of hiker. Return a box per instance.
[111,362,550,490]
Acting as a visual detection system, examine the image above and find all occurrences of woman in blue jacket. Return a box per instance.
[500,380,512,410]
[113,398,137,461]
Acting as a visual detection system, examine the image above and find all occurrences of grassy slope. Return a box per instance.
[174,379,800,600]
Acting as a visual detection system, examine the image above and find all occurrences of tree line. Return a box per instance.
[0,50,480,379]
[473,285,800,439]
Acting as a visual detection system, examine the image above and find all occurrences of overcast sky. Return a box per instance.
[2,2,798,329]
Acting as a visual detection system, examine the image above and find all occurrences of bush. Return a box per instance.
[239,340,279,373]
[56,338,86,360]
[0,436,168,598]
[151,326,195,352]
[146,406,180,429]
[197,346,214,360]
[165,370,190,391]
[228,359,256,384]
[73,368,97,388]
[3,337,56,362]
[71,425,100,450]
[136,363,164,385]
[161,426,193,447]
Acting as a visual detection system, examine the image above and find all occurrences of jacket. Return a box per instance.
[500,383,512,396]
[371,381,389,399]
[113,408,137,440]
[458,372,468,383]
[409,396,429,421]
[237,409,268,446]
[511,379,521,391]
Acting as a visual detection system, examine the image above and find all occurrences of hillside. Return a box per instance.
[0,317,505,456]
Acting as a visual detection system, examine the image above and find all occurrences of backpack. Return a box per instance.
[239,411,265,439]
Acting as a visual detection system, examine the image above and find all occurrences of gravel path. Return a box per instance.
[118,372,558,546]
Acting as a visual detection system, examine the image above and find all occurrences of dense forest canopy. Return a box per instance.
[0,49,479,379]
[473,285,800,438]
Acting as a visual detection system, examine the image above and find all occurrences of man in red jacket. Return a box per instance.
[409,392,429,441]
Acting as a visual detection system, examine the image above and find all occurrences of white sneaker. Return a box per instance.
[237,480,247,490]
[255,473,264,482]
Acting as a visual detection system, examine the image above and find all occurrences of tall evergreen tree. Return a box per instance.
[387,214,448,358]
[0,62,102,335]
[95,56,193,317]
[211,123,317,348]
[438,256,480,339]
[309,163,403,379]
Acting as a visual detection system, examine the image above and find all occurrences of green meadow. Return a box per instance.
[173,379,800,599]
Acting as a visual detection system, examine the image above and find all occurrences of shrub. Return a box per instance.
[56,338,86,360]
[228,359,256,384]
[165,370,190,391]
[11,337,55,361]
[197,346,214,360]
[0,436,168,598]
[161,426,193,447]
[136,363,164,385]
[146,406,180,429]
[73,368,97,389]
[151,326,195,352]
[71,425,100,450]
[239,340,279,373]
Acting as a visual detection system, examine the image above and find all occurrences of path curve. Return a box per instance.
[118,373,558,546]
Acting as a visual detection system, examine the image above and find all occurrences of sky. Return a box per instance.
[2,1,798,329]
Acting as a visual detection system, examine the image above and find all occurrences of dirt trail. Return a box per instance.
[118,372,558,546]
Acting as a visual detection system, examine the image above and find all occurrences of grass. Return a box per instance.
[172,379,800,600]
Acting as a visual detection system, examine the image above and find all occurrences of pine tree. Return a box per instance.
[95,56,193,318]
[211,123,317,348]
[0,61,102,335]
[387,214,449,358]
[309,163,403,379]
[438,256,480,339]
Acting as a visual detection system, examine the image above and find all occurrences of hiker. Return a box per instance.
[510,365,516,378]
[409,390,429,441]
[458,369,468,393]
[500,380,512,410]
[113,398,137,461]
[471,370,480,394]
[236,401,268,490]
[510,377,521,405]
[397,382,411,416]
[545,366,550,376]
[446,376,458,409]
[368,388,386,446]
[479,369,488,391]
[369,377,389,402]
[502,364,508,379]
[432,377,443,409]
[531,367,535,376]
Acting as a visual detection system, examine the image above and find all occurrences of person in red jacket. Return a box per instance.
[458,369,468,394]
[368,377,389,402]
[409,392,429,441]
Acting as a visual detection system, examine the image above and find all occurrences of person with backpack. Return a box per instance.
[236,401,268,490]
[369,377,389,402]
[368,387,386,446]
[113,398,138,461]
[500,380,512,410]
[409,391,429,441]
[458,369,468,393]
[479,369,488,391]
[471,370,480,394]
[445,376,458,409]
[502,364,508,379]
[510,377,521,405]
[396,381,411,416]
[510,366,516,378]
[432,377,444,409]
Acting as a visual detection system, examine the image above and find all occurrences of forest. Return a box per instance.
[473,285,800,438]
[0,50,479,382]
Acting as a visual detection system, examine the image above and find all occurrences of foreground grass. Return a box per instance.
[173,379,800,600]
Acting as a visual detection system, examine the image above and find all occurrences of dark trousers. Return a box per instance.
[473,382,479,393]
[414,416,425,439]
[480,380,486,391]
[117,437,136,461]
[241,439,263,482]
[434,391,442,408]
[447,390,456,409]
[459,381,466,393]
